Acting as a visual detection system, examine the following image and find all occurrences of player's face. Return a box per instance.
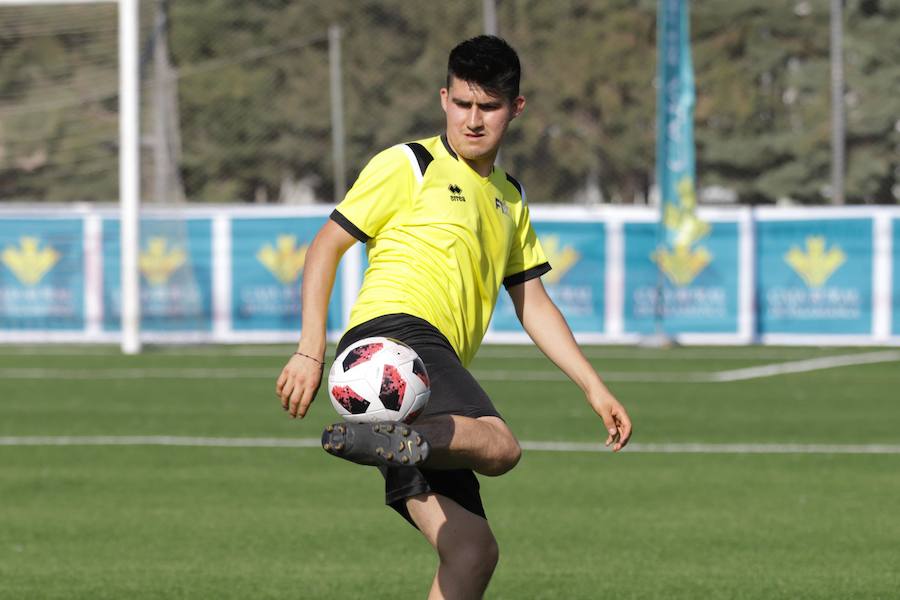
[441,76,525,173]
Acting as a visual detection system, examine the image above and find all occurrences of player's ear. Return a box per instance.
[510,95,525,119]
[440,88,449,113]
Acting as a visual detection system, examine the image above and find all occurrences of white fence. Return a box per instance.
[1,204,898,346]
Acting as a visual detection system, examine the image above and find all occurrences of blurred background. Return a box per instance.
[1,0,898,208]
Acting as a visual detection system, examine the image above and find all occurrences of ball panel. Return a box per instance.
[378,364,407,411]
[330,385,371,415]
[402,389,430,424]
[411,357,429,388]
[341,342,384,372]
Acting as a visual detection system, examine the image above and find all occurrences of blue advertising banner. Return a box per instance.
[625,221,739,334]
[103,218,213,331]
[757,219,872,335]
[492,221,606,333]
[231,217,342,332]
[0,218,84,329]
[893,219,900,336]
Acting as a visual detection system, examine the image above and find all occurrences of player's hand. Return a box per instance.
[275,352,324,419]
[589,392,632,452]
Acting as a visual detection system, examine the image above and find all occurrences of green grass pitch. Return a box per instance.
[1,344,899,599]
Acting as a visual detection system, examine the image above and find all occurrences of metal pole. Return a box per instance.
[329,24,346,203]
[830,0,845,205]
[483,0,498,36]
[483,0,501,165]
[120,0,141,353]
[152,0,167,204]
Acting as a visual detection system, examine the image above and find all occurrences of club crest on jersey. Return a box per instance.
[448,184,466,202]
[494,198,510,215]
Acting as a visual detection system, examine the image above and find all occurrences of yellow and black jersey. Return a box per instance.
[331,134,550,366]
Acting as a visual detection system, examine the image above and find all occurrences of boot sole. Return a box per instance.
[321,422,430,468]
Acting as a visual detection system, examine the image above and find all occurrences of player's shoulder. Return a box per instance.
[498,169,527,206]
[386,135,447,181]
[503,172,525,201]
[365,143,411,170]
[353,144,420,189]
[358,135,447,185]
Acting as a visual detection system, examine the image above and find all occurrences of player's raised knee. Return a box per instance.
[482,436,521,476]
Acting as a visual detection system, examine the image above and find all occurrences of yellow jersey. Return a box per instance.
[331,135,550,366]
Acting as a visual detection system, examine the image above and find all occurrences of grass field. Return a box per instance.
[2,344,899,599]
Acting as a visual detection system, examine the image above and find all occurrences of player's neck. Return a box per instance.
[462,155,495,178]
[445,136,497,178]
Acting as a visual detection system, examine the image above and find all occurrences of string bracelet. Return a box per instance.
[293,351,325,369]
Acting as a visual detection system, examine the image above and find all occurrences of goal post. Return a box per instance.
[0,0,142,354]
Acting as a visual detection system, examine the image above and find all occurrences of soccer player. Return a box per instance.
[276,35,632,600]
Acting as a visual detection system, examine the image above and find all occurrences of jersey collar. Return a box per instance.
[440,133,497,178]
[440,134,458,160]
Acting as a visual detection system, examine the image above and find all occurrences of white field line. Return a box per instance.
[1,351,897,383]
[522,441,900,455]
[709,350,900,382]
[475,347,874,361]
[471,370,703,383]
[0,345,878,361]
[2,435,899,455]
[0,367,280,379]
[0,367,700,382]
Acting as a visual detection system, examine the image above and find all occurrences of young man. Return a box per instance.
[276,35,631,599]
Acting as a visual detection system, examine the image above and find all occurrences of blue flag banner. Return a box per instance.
[757,219,873,335]
[893,219,900,337]
[654,0,714,335]
[625,220,739,334]
[656,0,704,244]
[103,218,213,332]
[492,221,606,334]
[0,218,84,330]
[231,216,343,332]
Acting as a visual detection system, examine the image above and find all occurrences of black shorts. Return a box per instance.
[335,313,501,526]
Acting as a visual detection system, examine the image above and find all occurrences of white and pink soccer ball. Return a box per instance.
[328,337,431,423]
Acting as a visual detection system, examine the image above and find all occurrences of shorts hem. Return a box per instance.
[419,407,502,420]
[385,481,431,506]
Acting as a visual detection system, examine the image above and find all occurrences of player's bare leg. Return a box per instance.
[413,415,522,476]
[406,492,499,600]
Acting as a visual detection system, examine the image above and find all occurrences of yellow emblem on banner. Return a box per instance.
[663,178,710,249]
[653,177,712,286]
[139,237,186,286]
[1,236,60,286]
[785,236,845,288]
[653,243,712,287]
[539,235,580,285]
[257,235,308,284]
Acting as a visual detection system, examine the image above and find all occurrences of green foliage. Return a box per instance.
[0,5,120,202]
[0,1,897,204]
[694,0,899,204]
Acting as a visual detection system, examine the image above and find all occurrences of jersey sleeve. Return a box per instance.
[503,192,552,289]
[330,146,413,242]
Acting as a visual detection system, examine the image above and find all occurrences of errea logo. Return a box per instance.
[448,184,465,202]
[494,198,510,215]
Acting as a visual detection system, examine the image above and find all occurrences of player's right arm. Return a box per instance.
[278,145,412,418]
[276,220,356,419]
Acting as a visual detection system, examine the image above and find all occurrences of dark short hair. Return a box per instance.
[447,35,521,102]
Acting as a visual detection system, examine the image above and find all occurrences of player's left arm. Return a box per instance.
[508,277,632,451]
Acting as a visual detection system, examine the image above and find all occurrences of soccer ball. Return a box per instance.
[328,337,431,423]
